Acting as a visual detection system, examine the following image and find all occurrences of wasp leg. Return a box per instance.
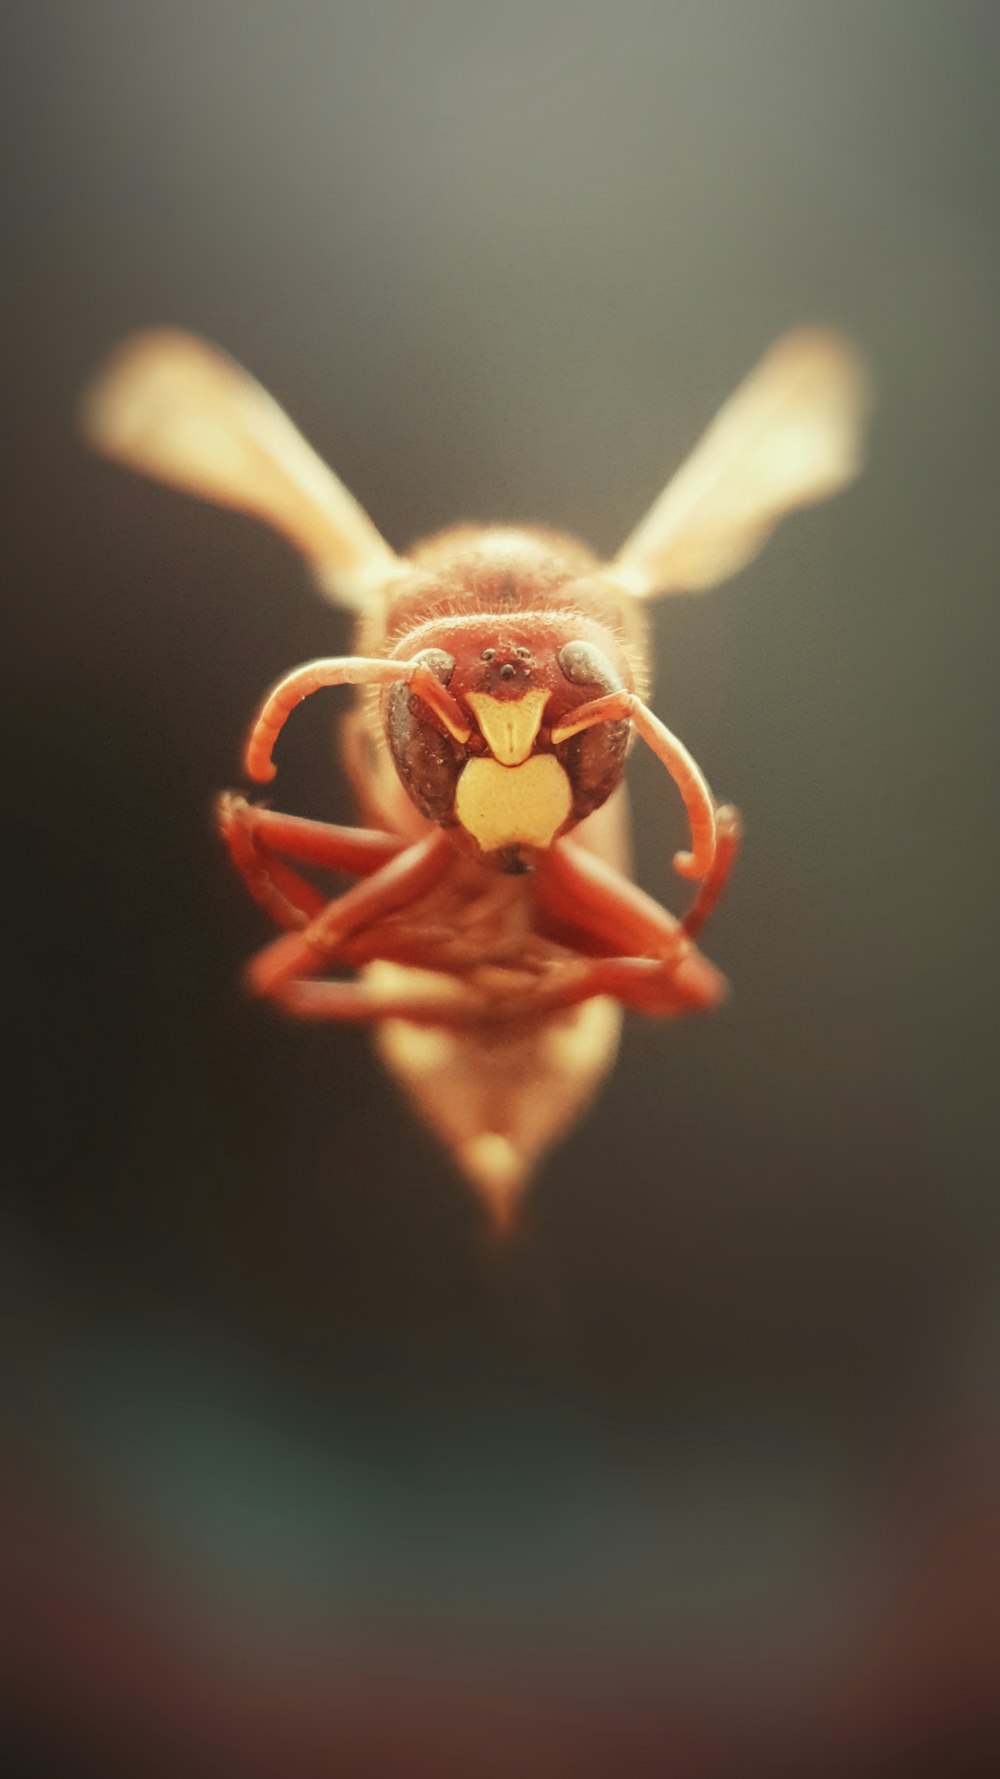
[243,829,454,1001]
[678,804,742,940]
[531,813,741,1018]
[524,952,724,1018]
[537,806,740,952]
[274,952,717,1028]
[273,974,488,1027]
[536,841,686,959]
[217,794,407,929]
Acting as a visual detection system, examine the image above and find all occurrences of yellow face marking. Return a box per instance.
[465,689,550,765]
[455,754,572,853]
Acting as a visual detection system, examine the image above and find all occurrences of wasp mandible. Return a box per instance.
[82,329,868,1225]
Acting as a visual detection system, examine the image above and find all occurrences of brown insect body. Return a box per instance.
[341,527,644,1208]
[81,329,869,1225]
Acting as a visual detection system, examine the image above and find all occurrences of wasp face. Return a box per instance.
[384,625,632,869]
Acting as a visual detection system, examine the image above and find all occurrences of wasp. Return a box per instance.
[82,329,868,1225]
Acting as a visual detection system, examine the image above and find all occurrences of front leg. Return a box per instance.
[218,802,482,1026]
[243,829,455,1003]
[536,806,741,952]
[532,807,741,1017]
[217,794,408,929]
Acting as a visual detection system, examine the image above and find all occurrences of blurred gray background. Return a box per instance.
[3,3,998,1773]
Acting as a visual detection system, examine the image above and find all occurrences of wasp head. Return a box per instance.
[383,615,633,870]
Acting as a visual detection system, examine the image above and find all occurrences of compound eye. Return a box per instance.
[385,672,462,824]
[554,639,628,825]
[557,639,622,693]
[413,647,456,685]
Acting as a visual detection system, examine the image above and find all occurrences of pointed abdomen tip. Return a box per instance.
[458,1133,529,1232]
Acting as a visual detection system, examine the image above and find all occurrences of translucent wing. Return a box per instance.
[80,330,402,610]
[613,329,870,598]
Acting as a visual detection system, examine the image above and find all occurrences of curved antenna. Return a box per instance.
[80,330,403,610]
[245,654,471,783]
[551,691,717,879]
[613,329,870,598]
[628,698,717,879]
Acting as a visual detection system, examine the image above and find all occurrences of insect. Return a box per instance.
[82,329,868,1225]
